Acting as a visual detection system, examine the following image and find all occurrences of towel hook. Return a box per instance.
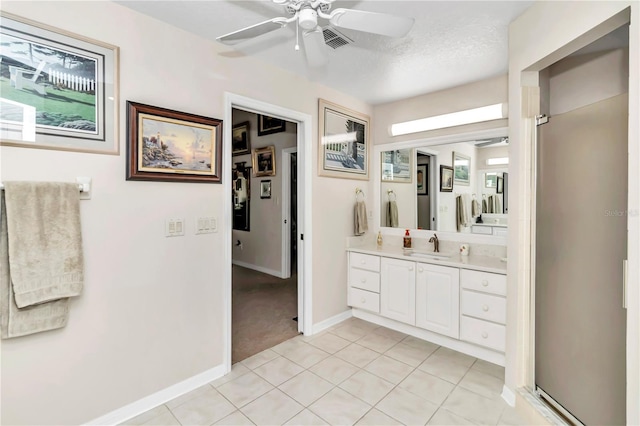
[355,188,365,201]
[387,189,396,201]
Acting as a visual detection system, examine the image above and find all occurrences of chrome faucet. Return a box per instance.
[428,233,439,253]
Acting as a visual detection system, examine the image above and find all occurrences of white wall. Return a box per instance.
[231,110,296,276]
[0,2,372,424]
[507,2,639,422]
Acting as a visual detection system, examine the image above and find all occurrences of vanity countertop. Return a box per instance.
[347,245,507,275]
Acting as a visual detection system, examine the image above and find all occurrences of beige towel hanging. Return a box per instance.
[354,200,368,236]
[387,201,399,228]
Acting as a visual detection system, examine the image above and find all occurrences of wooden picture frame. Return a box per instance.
[440,165,454,192]
[126,101,222,183]
[0,12,119,154]
[453,151,471,185]
[252,145,276,177]
[232,121,250,156]
[417,164,428,195]
[318,98,370,180]
[260,180,272,199]
[257,114,286,136]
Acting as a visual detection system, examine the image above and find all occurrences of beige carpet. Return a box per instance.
[232,265,299,363]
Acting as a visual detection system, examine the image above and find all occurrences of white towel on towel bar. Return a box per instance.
[354,200,368,236]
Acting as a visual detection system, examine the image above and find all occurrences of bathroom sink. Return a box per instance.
[405,251,451,260]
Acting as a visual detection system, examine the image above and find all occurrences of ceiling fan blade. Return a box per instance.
[329,8,414,38]
[302,27,329,68]
[217,17,289,45]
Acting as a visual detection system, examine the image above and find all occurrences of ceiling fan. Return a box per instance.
[216,0,415,67]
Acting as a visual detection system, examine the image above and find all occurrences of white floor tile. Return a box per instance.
[240,388,304,426]
[364,355,414,385]
[372,327,406,341]
[169,387,236,426]
[309,388,371,426]
[398,369,455,406]
[330,323,372,342]
[471,359,505,380]
[309,356,359,385]
[211,363,250,388]
[418,354,472,384]
[281,341,330,369]
[384,341,433,367]
[122,405,174,425]
[166,385,213,410]
[355,408,402,426]
[279,370,335,407]
[242,348,280,370]
[339,370,395,406]
[375,387,439,426]
[458,368,505,399]
[284,409,329,426]
[427,408,474,425]
[253,356,304,386]
[216,371,274,408]
[431,347,476,367]
[441,387,506,425]
[356,333,400,353]
[308,333,352,354]
[401,335,440,353]
[334,343,380,368]
[213,410,255,426]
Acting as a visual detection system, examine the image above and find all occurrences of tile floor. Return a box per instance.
[124,318,532,426]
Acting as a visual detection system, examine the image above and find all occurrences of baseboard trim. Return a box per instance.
[312,309,352,335]
[232,260,283,278]
[85,364,226,425]
[502,384,516,406]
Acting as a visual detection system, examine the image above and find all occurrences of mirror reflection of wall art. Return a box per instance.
[0,12,119,154]
[232,121,250,156]
[497,176,504,194]
[485,172,499,188]
[252,145,276,177]
[126,101,222,183]
[453,152,471,185]
[440,165,454,192]
[417,164,428,195]
[381,149,412,182]
[257,115,286,136]
[318,99,370,180]
[260,180,272,199]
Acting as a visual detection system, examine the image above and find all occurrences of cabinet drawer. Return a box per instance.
[493,227,508,237]
[349,287,380,314]
[460,290,506,324]
[460,316,505,352]
[471,225,493,235]
[460,269,506,296]
[349,268,380,293]
[350,252,380,272]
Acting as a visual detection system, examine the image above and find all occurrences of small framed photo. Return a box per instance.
[318,99,370,180]
[232,121,250,156]
[417,164,428,195]
[257,114,286,136]
[380,149,412,183]
[440,165,454,192]
[0,12,119,154]
[252,145,276,177]
[126,101,222,183]
[453,152,471,185]
[260,180,272,199]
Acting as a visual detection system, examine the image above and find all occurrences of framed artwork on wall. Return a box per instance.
[126,101,223,183]
[380,149,412,183]
[257,114,286,136]
[497,176,504,194]
[453,152,471,185]
[232,121,250,156]
[260,180,272,199]
[440,165,453,192]
[417,164,428,195]
[318,98,370,180]
[0,12,119,154]
[252,145,276,177]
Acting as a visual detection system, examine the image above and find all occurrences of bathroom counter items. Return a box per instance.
[347,244,506,275]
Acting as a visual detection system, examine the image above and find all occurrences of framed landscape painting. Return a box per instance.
[318,99,370,180]
[257,114,286,136]
[126,101,223,183]
[453,151,471,185]
[0,12,119,154]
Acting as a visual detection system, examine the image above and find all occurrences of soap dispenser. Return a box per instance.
[377,231,383,247]
[403,229,412,248]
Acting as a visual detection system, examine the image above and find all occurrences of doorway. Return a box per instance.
[223,93,313,371]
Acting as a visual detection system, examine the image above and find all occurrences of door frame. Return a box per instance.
[223,93,313,371]
[281,147,296,281]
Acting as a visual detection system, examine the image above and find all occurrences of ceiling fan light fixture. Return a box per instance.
[298,8,318,30]
[390,103,508,137]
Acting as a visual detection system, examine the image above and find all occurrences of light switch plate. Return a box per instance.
[166,218,185,237]
[196,216,217,234]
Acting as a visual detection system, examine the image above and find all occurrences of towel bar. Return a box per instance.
[0,183,85,192]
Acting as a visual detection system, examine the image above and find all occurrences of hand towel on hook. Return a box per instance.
[354,200,368,236]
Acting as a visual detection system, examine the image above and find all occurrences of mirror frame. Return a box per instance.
[373,126,509,244]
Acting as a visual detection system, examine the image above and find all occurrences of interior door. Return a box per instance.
[535,94,628,425]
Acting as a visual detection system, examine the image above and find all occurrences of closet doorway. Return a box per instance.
[223,94,313,371]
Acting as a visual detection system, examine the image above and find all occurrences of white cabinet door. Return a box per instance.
[415,263,460,338]
[380,257,416,325]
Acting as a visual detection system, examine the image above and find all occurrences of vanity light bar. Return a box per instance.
[389,103,508,137]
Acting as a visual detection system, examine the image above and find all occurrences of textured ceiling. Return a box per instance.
[117,0,534,105]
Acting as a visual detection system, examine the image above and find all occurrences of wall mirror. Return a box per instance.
[374,128,509,241]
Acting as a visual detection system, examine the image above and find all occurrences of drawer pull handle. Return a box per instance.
[482,305,489,312]
[360,278,366,283]
[408,266,414,271]
[418,267,424,272]
[361,298,366,304]
[482,332,488,339]
[482,280,489,287]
